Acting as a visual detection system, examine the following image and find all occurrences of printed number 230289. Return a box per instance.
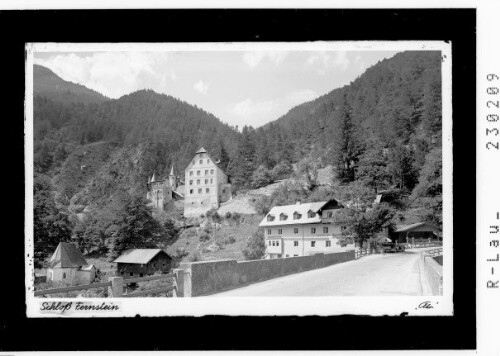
[486,74,499,150]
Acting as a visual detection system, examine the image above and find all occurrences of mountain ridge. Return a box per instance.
[34,64,109,104]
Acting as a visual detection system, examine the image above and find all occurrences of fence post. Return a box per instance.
[109,277,123,297]
[173,269,185,298]
[182,268,192,297]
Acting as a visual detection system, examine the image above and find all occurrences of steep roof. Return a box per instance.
[394,222,441,233]
[259,201,336,227]
[49,242,88,268]
[175,184,185,195]
[170,165,175,176]
[113,249,171,264]
[185,148,227,176]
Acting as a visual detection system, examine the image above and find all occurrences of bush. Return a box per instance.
[179,227,197,240]
[175,247,189,259]
[242,230,266,260]
[188,250,203,262]
[211,212,221,224]
[224,212,232,219]
[271,160,293,180]
[252,195,273,215]
[205,207,218,219]
[251,165,274,188]
[199,232,210,242]
[224,235,236,244]
[231,212,241,224]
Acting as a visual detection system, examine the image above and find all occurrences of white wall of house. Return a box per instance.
[76,270,95,284]
[264,222,348,258]
[184,152,228,217]
[47,267,77,283]
[47,267,95,285]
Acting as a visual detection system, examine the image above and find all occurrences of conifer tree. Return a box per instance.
[33,174,72,267]
[218,141,230,172]
[356,144,391,193]
[227,126,256,186]
[333,94,363,183]
[108,193,163,260]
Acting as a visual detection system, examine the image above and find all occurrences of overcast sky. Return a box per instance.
[34,49,400,128]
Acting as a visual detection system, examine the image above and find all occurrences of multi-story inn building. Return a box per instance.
[183,147,232,218]
[259,199,349,259]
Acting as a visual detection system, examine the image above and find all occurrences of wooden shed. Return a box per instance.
[388,222,441,243]
[113,249,172,278]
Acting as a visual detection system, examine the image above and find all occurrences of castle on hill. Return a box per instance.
[146,165,184,210]
[146,147,232,218]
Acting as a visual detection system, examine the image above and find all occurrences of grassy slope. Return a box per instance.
[166,215,262,262]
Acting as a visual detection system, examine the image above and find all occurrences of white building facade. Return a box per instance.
[259,200,351,259]
[184,147,232,218]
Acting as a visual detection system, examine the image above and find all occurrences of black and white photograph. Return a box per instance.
[24,41,453,317]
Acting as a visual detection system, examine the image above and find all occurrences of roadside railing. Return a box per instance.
[423,247,443,257]
[354,249,374,259]
[355,242,443,259]
[35,270,185,298]
[34,281,111,297]
[404,241,443,250]
[420,250,443,295]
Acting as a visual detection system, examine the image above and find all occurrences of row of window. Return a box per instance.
[268,210,339,222]
[189,188,211,195]
[193,159,211,165]
[189,169,215,177]
[268,210,318,222]
[267,227,330,235]
[268,240,332,247]
[189,178,214,186]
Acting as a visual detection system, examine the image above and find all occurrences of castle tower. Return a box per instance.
[169,165,177,190]
[146,171,173,211]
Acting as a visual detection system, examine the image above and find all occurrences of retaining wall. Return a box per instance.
[423,255,443,295]
[179,250,355,296]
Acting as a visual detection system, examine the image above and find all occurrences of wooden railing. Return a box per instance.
[404,241,443,249]
[120,273,176,298]
[34,281,111,297]
[354,249,373,259]
[354,243,443,259]
[35,271,182,298]
[423,247,443,257]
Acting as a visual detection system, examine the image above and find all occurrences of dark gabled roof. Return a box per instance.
[49,242,88,268]
[113,249,171,264]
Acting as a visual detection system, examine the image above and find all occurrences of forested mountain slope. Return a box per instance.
[34,64,109,105]
[32,51,443,264]
[252,51,441,168]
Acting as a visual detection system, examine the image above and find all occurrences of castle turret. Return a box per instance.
[169,165,177,189]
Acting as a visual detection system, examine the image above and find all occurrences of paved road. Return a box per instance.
[213,248,433,297]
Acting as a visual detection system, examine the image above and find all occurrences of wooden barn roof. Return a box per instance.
[49,242,88,268]
[113,249,171,264]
